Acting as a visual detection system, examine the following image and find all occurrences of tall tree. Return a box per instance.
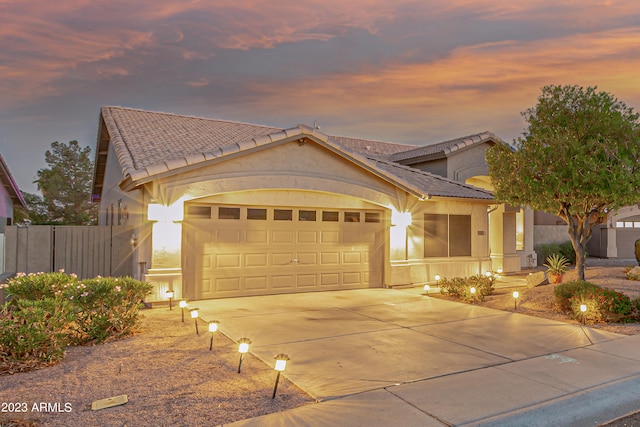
[34,140,98,225]
[487,85,640,280]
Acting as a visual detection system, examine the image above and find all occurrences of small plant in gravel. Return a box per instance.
[439,274,495,303]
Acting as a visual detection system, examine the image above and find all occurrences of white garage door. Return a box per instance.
[183,204,385,299]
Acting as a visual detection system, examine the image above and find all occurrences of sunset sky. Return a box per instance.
[2,0,640,194]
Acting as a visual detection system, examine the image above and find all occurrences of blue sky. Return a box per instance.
[1,0,639,194]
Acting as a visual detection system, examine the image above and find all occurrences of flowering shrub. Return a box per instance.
[439,274,495,303]
[0,298,73,374]
[555,281,632,323]
[1,271,152,372]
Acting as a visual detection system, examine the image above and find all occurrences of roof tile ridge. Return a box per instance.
[101,106,139,178]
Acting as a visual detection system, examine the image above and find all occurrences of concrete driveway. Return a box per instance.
[192,288,640,426]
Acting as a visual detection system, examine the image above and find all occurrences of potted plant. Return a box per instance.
[544,254,570,284]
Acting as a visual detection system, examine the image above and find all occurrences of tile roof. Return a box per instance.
[389,131,503,163]
[95,106,493,201]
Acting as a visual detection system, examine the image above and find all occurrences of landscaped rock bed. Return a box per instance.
[0,308,313,426]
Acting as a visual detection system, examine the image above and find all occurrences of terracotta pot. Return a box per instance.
[548,272,563,284]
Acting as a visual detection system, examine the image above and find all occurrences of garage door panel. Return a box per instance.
[273,275,294,289]
[273,230,294,243]
[245,276,268,291]
[218,229,241,243]
[321,273,340,286]
[321,231,340,243]
[343,252,362,264]
[297,274,318,287]
[297,231,318,243]
[273,253,294,266]
[297,252,317,265]
[245,253,268,267]
[343,272,362,285]
[321,252,340,265]
[247,230,268,243]
[216,277,241,293]
[216,253,241,268]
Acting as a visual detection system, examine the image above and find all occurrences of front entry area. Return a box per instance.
[182,203,385,299]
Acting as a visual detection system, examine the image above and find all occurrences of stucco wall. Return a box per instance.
[0,182,14,230]
[446,143,490,182]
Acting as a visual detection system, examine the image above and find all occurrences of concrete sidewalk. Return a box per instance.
[192,288,640,426]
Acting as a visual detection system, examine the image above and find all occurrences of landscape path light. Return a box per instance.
[272,354,290,399]
[165,290,174,310]
[423,284,430,295]
[434,274,441,286]
[470,286,476,304]
[237,338,252,373]
[580,304,587,325]
[179,300,188,322]
[513,291,519,310]
[208,320,220,351]
[190,308,200,335]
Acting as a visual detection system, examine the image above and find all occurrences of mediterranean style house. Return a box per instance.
[92,106,536,301]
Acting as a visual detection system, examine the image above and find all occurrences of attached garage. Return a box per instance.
[183,203,385,299]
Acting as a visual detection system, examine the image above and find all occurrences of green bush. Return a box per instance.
[553,281,600,312]
[64,276,152,344]
[439,274,495,303]
[535,241,578,266]
[0,272,153,372]
[570,287,632,323]
[0,298,73,373]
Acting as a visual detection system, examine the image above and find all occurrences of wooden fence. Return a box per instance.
[4,225,135,279]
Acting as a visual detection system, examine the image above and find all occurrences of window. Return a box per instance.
[299,210,316,221]
[365,212,381,223]
[188,206,212,219]
[322,211,339,222]
[344,212,360,222]
[247,208,267,220]
[424,214,471,257]
[219,207,240,219]
[274,209,293,221]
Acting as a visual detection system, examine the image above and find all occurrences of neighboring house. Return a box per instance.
[92,106,529,301]
[0,154,27,273]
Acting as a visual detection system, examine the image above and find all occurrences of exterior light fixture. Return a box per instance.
[179,300,188,322]
[391,210,412,228]
[485,271,492,278]
[190,308,200,335]
[272,354,290,399]
[513,291,519,310]
[580,304,587,325]
[423,284,430,295]
[208,320,220,351]
[497,268,503,274]
[434,274,441,286]
[470,287,477,304]
[237,338,252,373]
[165,290,174,310]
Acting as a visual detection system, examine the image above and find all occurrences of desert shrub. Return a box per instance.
[558,241,578,264]
[534,243,561,266]
[570,287,632,323]
[65,276,152,344]
[631,297,640,319]
[439,274,494,303]
[0,298,73,373]
[553,281,600,312]
[2,271,77,301]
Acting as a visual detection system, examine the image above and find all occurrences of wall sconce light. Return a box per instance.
[580,304,587,325]
[179,300,188,322]
[391,210,412,228]
[513,291,519,310]
[237,338,252,373]
[208,320,220,351]
[165,290,174,310]
[272,354,290,399]
[190,308,200,335]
